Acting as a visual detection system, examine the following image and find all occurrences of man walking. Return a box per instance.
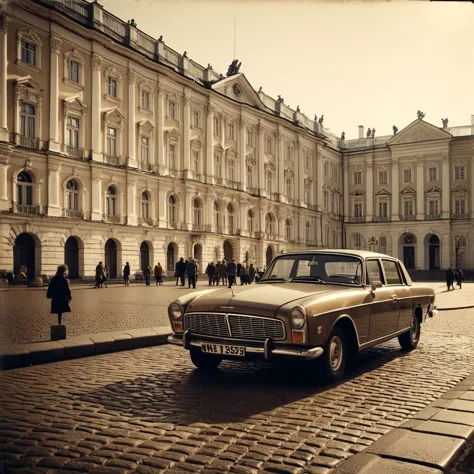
[176,257,186,286]
[186,258,197,289]
[219,259,227,286]
[446,268,455,291]
[456,268,464,289]
[47,264,72,325]
[227,259,237,288]
[206,262,215,286]
[123,261,130,286]
[144,265,151,286]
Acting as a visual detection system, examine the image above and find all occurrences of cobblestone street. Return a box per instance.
[1,307,474,473]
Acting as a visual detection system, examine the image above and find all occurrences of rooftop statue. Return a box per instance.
[341,131,345,140]
[366,127,372,138]
[441,118,449,128]
[226,59,242,77]
[318,115,324,124]
[371,128,376,138]
[258,86,262,93]
[277,95,284,103]
[393,125,398,135]
[417,110,425,120]
[296,105,300,112]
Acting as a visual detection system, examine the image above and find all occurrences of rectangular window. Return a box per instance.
[213,116,220,135]
[228,122,235,140]
[228,160,235,182]
[107,77,117,97]
[106,127,117,156]
[193,150,199,173]
[379,170,387,185]
[404,169,412,183]
[247,166,253,188]
[379,201,388,218]
[247,129,254,146]
[324,192,329,211]
[429,199,439,216]
[266,136,273,154]
[168,101,176,119]
[382,260,402,285]
[169,144,176,170]
[66,116,80,148]
[141,90,150,110]
[354,171,362,185]
[331,193,335,213]
[215,153,221,178]
[428,167,437,182]
[20,103,36,138]
[404,199,413,216]
[455,199,466,215]
[68,60,79,83]
[354,202,362,217]
[266,172,273,193]
[455,166,465,181]
[21,41,36,65]
[140,136,149,163]
[193,110,200,128]
[285,145,291,161]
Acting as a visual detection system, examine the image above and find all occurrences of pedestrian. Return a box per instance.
[214,261,221,286]
[6,271,14,289]
[456,268,464,289]
[17,264,27,280]
[103,264,108,288]
[219,259,227,286]
[227,258,237,288]
[144,265,151,286]
[237,262,242,285]
[95,261,105,288]
[123,261,130,286]
[154,263,161,285]
[195,260,199,282]
[46,264,72,325]
[240,264,248,285]
[206,262,215,286]
[176,257,186,286]
[186,258,197,289]
[446,267,455,291]
[248,263,256,284]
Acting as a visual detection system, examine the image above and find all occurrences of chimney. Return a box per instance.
[358,125,364,139]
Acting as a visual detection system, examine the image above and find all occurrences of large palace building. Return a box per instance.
[0,0,473,279]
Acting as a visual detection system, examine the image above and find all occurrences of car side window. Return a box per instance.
[366,259,384,285]
[382,260,403,285]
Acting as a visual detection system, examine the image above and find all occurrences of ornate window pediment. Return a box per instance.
[350,189,365,196]
[285,168,294,178]
[452,185,468,194]
[191,138,202,151]
[64,97,86,116]
[63,48,85,89]
[375,188,391,196]
[226,147,238,158]
[213,143,224,153]
[104,108,125,128]
[400,186,416,195]
[17,28,43,71]
[137,119,154,135]
[304,177,313,186]
[265,161,276,172]
[16,77,43,103]
[425,185,441,194]
[246,153,256,166]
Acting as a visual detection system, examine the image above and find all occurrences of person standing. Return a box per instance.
[206,262,215,286]
[157,262,164,285]
[237,263,242,285]
[154,264,160,285]
[227,259,237,288]
[144,265,151,286]
[123,262,130,286]
[102,264,108,288]
[456,268,464,289]
[6,271,14,289]
[195,260,199,282]
[248,263,256,284]
[176,257,186,286]
[446,268,455,291]
[214,261,221,286]
[95,261,104,288]
[219,259,227,286]
[240,264,248,285]
[186,258,197,289]
[47,264,72,325]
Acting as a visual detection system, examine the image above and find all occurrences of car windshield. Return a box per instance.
[260,253,363,286]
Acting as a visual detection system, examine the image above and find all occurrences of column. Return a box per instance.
[0,14,10,142]
[365,159,373,221]
[184,187,192,230]
[343,161,349,220]
[48,36,62,153]
[157,87,165,174]
[47,163,61,216]
[239,118,247,191]
[126,177,137,226]
[205,105,214,184]
[0,155,10,210]
[127,70,137,168]
[316,144,324,212]
[416,159,424,219]
[182,94,191,179]
[391,158,399,220]
[158,188,168,228]
[297,138,305,207]
[278,131,285,202]
[258,123,266,197]
[441,156,450,218]
[240,200,248,235]
[91,53,103,161]
[91,170,102,221]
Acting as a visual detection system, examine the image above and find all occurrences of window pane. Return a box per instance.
[366,260,384,285]
[25,185,32,205]
[382,260,402,285]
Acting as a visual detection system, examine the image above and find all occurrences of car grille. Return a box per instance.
[184,313,285,341]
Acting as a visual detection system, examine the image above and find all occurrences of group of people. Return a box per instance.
[141,263,164,286]
[174,257,199,289]
[94,262,109,288]
[204,260,257,288]
[446,267,464,290]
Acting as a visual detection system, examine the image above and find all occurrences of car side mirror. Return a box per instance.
[370,280,382,297]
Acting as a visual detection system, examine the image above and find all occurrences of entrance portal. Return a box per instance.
[428,234,440,270]
[266,245,274,268]
[167,243,176,273]
[223,240,233,262]
[140,241,150,270]
[105,239,118,278]
[402,234,416,270]
[13,233,36,278]
[65,237,79,279]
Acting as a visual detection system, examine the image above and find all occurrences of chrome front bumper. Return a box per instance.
[167,332,324,361]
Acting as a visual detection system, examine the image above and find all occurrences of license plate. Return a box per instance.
[201,343,246,357]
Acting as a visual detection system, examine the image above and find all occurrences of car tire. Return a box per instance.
[190,347,222,369]
[317,326,347,383]
[398,313,421,350]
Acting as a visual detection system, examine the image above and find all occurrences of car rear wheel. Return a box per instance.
[398,313,421,350]
[317,326,347,382]
[190,347,222,369]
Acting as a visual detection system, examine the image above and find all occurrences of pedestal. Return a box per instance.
[51,324,66,341]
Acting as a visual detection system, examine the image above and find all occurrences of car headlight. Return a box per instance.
[169,302,184,321]
[289,307,306,329]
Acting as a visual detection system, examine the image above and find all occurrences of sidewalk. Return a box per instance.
[333,372,474,474]
[421,281,474,311]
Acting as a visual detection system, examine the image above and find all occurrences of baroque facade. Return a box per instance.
[0,0,473,279]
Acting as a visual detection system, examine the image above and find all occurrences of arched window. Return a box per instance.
[106,186,117,216]
[16,171,33,206]
[354,233,361,249]
[285,218,292,241]
[168,195,177,225]
[66,180,79,211]
[214,201,222,229]
[306,221,311,244]
[247,209,254,232]
[193,198,201,227]
[141,191,149,219]
[227,203,235,233]
[265,213,275,236]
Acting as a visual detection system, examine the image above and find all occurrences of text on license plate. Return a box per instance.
[201,343,246,356]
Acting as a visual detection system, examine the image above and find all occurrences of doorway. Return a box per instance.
[13,233,36,278]
[65,237,79,279]
[140,241,150,270]
[266,245,274,269]
[428,235,440,270]
[223,240,233,262]
[105,239,118,278]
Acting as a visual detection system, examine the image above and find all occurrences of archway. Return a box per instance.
[193,243,202,269]
[401,233,416,270]
[266,245,275,269]
[105,239,118,278]
[140,241,150,270]
[223,240,233,262]
[167,242,177,273]
[65,237,79,279]
[13,233,36,278]
[427,234,440,270]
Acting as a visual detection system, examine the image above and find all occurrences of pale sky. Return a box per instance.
[100,0,474,139]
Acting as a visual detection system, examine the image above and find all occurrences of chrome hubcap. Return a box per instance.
[411,316,419,340]
[329,336,343,372]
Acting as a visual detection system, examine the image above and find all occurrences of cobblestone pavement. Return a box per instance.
[1,308,474,473]
[1,280,472,348]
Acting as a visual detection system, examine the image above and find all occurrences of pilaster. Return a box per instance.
[391,157,399,221]
[47,162,61,216]
[157,86,165,174]
[182,94,191,179]
[0,14,10,142]
[126,176,137,225]
[416,158,424,220]
[91,170,102,221]
[365,158,373,221]
[316,144,324,212]
[441,155,450,218]
[278,131,285,202]
[343,161,349,219]
[258,122,266,197]
[297,137,305,207]
[158,188,168,227]
[205,104,215,184]
[239,118,247,191]
[127,70,138,168]
[0,154,10,210]
[91,53,103,161]
[48,36,62,153]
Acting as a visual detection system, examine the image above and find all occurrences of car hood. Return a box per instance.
[185,283,352,318]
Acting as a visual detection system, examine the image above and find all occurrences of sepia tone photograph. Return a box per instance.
[1,0,474,472]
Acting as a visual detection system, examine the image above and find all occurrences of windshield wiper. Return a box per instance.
[259,277,287,283]
[290,276,325,284]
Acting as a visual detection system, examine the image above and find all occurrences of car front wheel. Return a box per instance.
[398,313,421,350]
[317,326,347,382]
[190,347,222,369]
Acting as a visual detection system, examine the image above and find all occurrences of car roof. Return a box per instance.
[278,249,398,260]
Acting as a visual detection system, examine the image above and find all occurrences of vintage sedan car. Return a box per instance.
[167,250,437,381]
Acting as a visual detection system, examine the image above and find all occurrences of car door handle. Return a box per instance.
[390,294,398,303]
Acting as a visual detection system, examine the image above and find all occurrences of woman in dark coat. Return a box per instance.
[47,264,72,325]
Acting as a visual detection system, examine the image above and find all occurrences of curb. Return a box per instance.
[0,326,171,371]
[332,372,474,474]
[437,305,474,311]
